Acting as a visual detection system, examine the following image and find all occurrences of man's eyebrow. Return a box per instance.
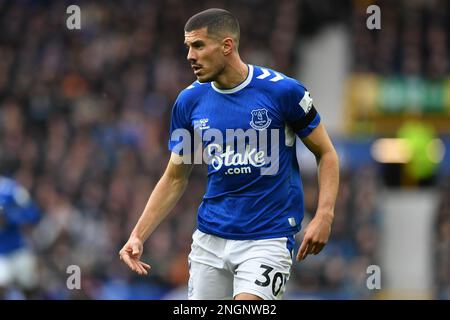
[184,40,205,47]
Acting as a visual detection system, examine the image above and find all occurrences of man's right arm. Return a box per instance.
[119,152,193,275]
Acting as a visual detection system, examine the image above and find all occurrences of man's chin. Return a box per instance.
[195,76,208,83]
[195,73,213,83]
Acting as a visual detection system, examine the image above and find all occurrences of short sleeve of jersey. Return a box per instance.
[280,80,321,138]
[168,95,194,155]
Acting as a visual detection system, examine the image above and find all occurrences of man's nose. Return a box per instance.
[187,48,196,62]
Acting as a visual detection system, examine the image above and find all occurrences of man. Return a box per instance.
[0,175,41,299]
[120,8,339,300]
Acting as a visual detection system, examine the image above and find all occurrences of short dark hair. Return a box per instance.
[184,8,240,48]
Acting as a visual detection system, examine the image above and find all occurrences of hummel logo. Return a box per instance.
[256,68,284,82]
[199,118,210,130]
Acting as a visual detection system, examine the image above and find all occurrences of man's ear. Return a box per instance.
[222,37,234,55]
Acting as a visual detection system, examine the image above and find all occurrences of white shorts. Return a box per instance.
[0,248,38,289]
[188,229,293,300]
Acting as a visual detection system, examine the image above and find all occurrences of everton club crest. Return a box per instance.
[250,108,272,130]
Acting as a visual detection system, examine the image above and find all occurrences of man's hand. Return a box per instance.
[119,236,151,275]
[296,213,333,261]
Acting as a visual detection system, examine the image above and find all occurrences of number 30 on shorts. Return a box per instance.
[254,264,287,296]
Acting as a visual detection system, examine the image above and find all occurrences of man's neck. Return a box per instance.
[213,59,249,90]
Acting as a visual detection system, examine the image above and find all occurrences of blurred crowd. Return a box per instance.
[350,0,449,299]
[0,0,445,300]
[352,0,448,77]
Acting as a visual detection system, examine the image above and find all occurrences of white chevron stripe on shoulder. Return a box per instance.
[256,68,271,79]
[186,84,195,89]
[269,72,284,82]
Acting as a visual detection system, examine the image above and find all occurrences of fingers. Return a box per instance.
[296,240,310,261]
[119,249,150,276]
[127,256,149,275]
[131,243,140,256]
[312,243,325,255]
[308,243,318,256]
[119,250,135,270]
[138,261,151,275]
[297,239,327,261]
[134,260,149,275]
[130,258,144,274]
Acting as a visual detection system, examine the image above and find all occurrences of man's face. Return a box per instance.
[184,27,225,82]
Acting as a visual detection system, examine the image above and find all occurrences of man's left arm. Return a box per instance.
[297,122,339,261]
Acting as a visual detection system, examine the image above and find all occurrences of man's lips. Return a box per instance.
[192,65,202,72]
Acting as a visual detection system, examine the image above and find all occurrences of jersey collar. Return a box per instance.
[211,64,253,94]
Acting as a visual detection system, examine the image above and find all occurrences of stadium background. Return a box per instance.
[0,0,449,299]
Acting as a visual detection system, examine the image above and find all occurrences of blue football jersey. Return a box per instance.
[168,65,320,241]
[0,176,40,254]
